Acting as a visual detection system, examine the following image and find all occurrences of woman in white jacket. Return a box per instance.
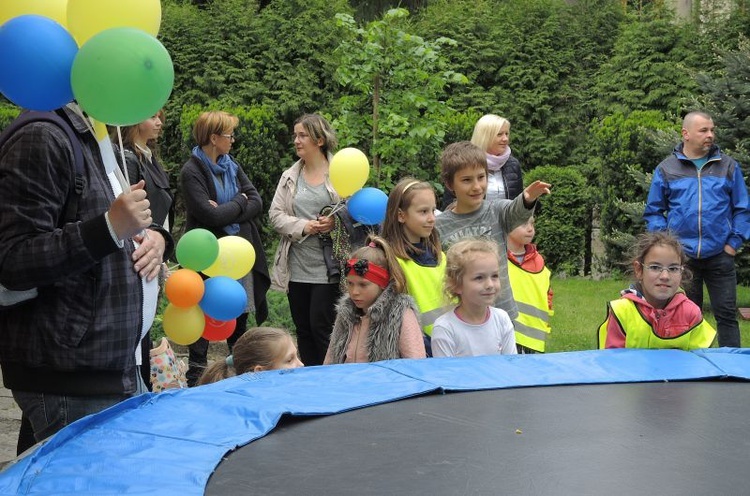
[269,114,340,366]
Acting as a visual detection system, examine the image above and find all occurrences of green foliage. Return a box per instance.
[0,102,20,130]
[526,165,592,276]
[159,0,349,170]
[589,110,677,266]
[415,0,622,170]
[252,0,352,122]
[592,9,699,118]
[331,8,467,190]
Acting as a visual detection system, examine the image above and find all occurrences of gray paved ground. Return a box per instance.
[0,369,22,465]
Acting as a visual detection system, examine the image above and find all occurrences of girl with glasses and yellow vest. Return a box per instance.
[598,231,716,350]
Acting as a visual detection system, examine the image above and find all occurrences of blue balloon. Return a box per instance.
[199,276,247,321]
[347,187,388,225]
[0,15,77,111]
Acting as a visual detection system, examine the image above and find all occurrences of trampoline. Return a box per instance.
[1,348,748,495]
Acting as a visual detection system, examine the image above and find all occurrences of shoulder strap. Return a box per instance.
[0,110,86,224]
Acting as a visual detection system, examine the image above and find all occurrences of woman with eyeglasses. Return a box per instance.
[269,114,341,366]
[180,110,270,386]
[597,231,716,350]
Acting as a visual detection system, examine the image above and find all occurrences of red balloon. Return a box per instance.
[202,316,236,341]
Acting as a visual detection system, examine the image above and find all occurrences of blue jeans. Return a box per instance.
[685,251,741,347]
[13,374,145,445]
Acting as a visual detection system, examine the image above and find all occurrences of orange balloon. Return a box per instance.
[164,269,204,307]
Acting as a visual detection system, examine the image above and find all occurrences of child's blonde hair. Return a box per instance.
[381,177,442,263]
[444,237,501,301]
[348,235,406,293]
[440,141,487,189]
[198,327,294,385]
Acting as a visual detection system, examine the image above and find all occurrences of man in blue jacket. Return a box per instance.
[644,111,750,348]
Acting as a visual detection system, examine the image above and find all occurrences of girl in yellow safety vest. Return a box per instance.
[598,231,716,350]
[381,178,450,356]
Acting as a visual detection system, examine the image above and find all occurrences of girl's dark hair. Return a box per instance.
[627,231,693,284]
[198,327,293,385]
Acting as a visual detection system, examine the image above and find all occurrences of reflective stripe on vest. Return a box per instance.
[397,256,450,336]
[508,262,552,352]
[598,298,716,350]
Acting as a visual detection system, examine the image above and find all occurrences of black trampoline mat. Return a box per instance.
[207,382,750,495]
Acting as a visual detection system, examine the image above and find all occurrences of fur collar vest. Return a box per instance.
[328,284,419,364]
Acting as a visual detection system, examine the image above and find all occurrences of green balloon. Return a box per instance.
[176,229,219,272]
[71,27,173,126]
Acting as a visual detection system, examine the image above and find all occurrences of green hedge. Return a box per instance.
[526,165,592,276]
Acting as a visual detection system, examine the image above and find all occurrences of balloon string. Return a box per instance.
[297,198,345,244]
[115,125,148,240]
[116,125,130,186]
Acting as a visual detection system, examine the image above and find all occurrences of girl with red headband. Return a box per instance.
[324,236,427,364]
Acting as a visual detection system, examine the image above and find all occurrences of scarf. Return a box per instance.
[486,146,512,172]
[192,146,240,235]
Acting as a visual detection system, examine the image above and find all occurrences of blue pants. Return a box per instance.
[685,251,741,347]
[13,374,145,446]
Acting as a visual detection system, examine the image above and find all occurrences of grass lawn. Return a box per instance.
[547,277,750,352]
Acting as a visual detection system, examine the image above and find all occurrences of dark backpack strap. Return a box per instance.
[0,110,86,224]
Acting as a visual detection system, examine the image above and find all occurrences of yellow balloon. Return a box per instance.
[0,0,68,27]
[67,0,161,46]
[329,148,370,198]
[202,236,256,280]
[162,304,204,346]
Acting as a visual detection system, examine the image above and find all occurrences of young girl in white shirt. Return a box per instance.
[432,237,517,357]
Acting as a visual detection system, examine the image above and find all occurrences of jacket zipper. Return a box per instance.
[696,168,702,258]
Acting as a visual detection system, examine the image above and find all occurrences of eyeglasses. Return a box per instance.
[291,132,310,141]
[640,262,684,275]
[220,133,235,140]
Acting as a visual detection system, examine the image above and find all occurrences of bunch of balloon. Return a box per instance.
[328,148,388,225]
[163,229,254,345]
[0,0,171,124]
[67,0,172,127]
[199,236,255,328]
[162,229,217,346]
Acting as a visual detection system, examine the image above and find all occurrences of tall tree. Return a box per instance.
[331,8,466,189]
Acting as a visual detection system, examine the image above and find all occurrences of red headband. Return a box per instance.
[345,258,390,289]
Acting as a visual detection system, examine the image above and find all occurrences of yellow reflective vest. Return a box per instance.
[508,261,552,352]
[397,256,450,336]
[597,298,716,350]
